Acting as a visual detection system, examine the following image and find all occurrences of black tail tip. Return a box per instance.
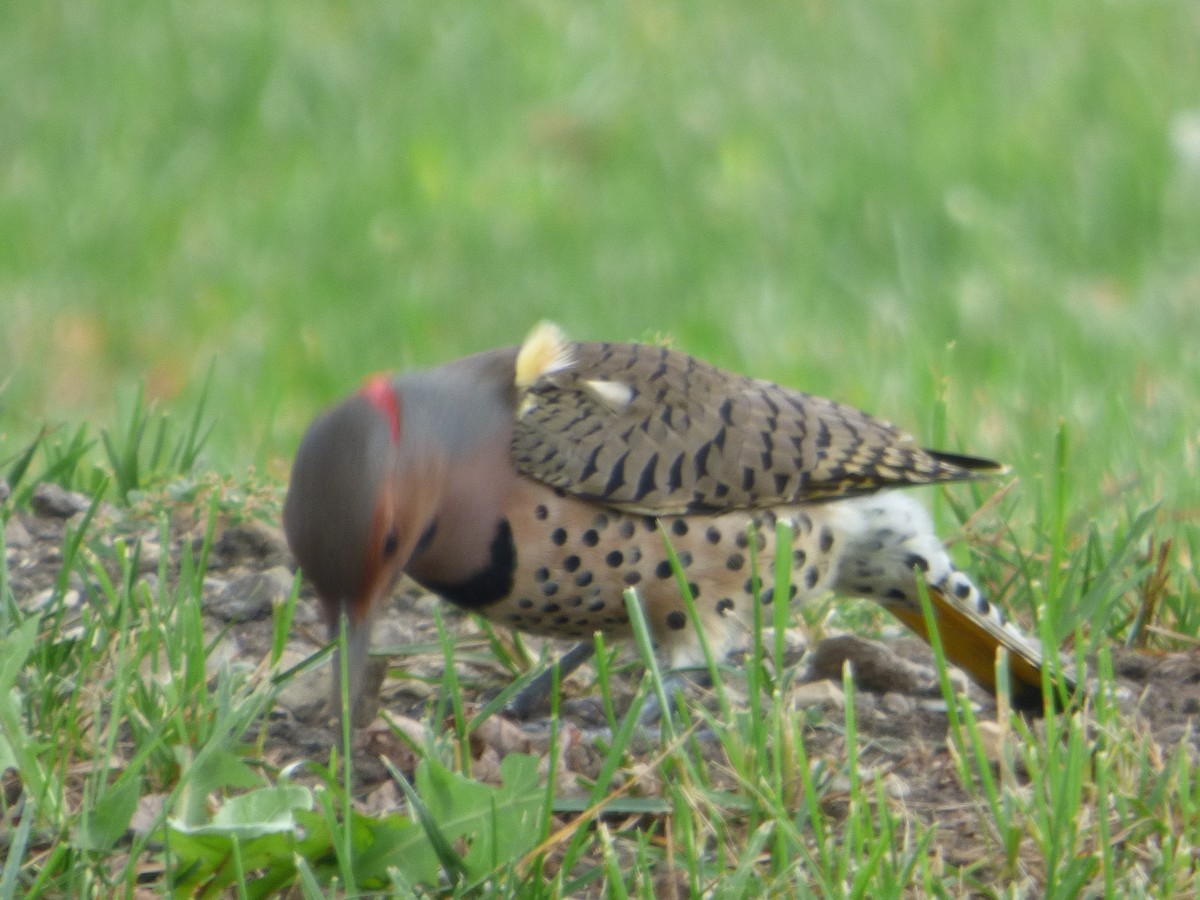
[1007,674,1078,716]
[927,449,1009,477]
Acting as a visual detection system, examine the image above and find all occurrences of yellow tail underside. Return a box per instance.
[887,589,1048,699]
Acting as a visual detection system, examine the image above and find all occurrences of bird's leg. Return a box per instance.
[504,640,597,719]
[635,666,715,725]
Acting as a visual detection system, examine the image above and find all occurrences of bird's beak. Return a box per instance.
[330,603,379,727]
[327,518,426,727]
[324,454,446,728]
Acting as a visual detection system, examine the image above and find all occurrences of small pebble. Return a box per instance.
[882,691,916,716]
[212,521,290,568]
[884,772,912,800]
[789,679,846,711]
[31,483,91,519]
[274,651,331,724]
[26,588,82,613]
[205,566,294,622]
[133,529,162,570]
[4,516,33,550]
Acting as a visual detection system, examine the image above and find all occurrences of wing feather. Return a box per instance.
[509,324,1003,515]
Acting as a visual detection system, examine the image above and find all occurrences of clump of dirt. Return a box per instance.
[5,483,1199,862]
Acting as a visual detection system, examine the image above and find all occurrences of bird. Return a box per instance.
[283,321,1071,721]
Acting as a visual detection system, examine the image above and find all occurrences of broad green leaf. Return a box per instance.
[76,768,143,851]
[414,752,543,879]
[171,785,313,838]
[0,618,39,777]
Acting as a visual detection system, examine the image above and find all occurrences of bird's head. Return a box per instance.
[283,375,445,719]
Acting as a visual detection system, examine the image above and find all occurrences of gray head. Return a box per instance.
[283,378,446,720]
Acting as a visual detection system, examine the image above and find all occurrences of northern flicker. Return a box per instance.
[284,322,1071,720]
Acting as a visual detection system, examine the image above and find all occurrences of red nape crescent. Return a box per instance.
[360,375,401,442]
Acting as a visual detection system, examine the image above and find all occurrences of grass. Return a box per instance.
[0,409,1195,895]
[1,0,1199,895]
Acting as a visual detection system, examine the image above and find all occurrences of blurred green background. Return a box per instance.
[3,1,1198,511]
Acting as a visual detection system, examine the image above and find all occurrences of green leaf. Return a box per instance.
[391,760,469,886]
[0,615,38,691]
[341,790,443,888]
[2,429,44,494]
[0,618,40,781]
[171,785,314,838]
[166,787,315,896]
[414,752,544,881]
[76,767,143,851]
[173,745,262,828]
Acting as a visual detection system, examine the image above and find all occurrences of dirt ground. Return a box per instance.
[6,484,1200,874]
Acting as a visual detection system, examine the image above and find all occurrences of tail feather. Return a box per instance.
[924,449,1009,478]
[831,492,1074,713]
[887,588,1075,712]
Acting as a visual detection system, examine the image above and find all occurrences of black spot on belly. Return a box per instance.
[818,527,834,553]
[419,519,516,610]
